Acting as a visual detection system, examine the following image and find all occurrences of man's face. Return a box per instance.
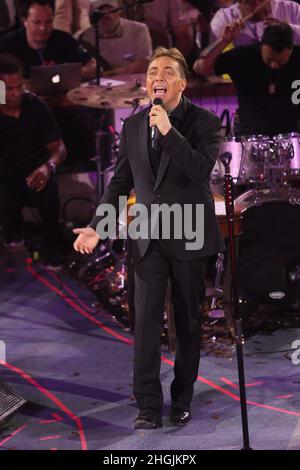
[23,3,54,47]
[261,44,292,70]
[146,56,187,111]
[98,5,120,36]
[239,0,271,22]
[0,73,23,110]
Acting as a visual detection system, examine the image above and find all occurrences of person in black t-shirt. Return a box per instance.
[0,54,67,270]
[0,0,96,79]
[0,1,98,166]
[193,22,300,136]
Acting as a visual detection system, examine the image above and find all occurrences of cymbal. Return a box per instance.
[67,82,150,109]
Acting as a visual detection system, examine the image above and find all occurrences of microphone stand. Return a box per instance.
[220,152,252,451]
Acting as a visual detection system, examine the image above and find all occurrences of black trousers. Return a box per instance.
[0,177,61,256]
[133,239,206,413]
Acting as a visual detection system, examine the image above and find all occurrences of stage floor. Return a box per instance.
[0,251,300,451]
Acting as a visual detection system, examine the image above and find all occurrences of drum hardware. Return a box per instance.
[207,252,225,319]
[212,132,300,196]
[220,151,252,450]
[89,154,105,205]
[220,109,231,137]
[90,6,102,87]
[289,265,300,283]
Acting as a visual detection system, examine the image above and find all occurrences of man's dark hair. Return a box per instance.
[261,23,294,53]
[148,47,189,79]
[0,54,23,78]
[21,0,55,18]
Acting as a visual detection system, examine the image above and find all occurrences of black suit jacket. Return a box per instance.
[90,96,224,262]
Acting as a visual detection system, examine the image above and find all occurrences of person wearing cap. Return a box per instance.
[120,0,196,62]
[80,0,152,76]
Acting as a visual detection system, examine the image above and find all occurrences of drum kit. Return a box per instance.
[212,133,300,192]
[210,133,300,318]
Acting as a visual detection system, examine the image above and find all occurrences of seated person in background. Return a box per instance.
[0,0,96,80]
[193,23,300,136]
[81,0,152,76]
[0,0,97,167]
[53,0,91,38]
[120,0,195,62]
[210,0,300,46]
[0,54,66,270]
[0,1,22,40]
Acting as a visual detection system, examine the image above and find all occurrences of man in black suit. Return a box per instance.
[73,47,223,429]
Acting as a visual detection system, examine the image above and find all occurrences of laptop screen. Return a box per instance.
[29,63,82,95]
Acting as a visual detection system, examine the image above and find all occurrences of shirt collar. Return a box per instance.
[99,19,123,39]
[168,97,184,123]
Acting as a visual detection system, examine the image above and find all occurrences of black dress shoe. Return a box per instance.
[134,410,162,430]
[170,409,192,426]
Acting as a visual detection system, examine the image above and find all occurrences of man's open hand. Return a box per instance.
[73,227,100,255]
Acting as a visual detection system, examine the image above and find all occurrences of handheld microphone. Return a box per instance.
[151,97,163,151]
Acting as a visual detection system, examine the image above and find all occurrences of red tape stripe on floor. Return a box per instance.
[28,265,300,419]
[0,360,87,450]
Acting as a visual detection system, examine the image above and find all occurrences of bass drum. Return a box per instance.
[234,187,300,306]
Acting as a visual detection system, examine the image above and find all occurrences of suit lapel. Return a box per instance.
[139,97,189,191]
[154,97,190,191]
[139,110,155,186]
[153,150,170,191]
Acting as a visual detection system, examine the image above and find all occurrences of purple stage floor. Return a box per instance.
[0,252,300,450]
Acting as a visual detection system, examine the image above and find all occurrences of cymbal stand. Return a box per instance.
[220,151,252,451]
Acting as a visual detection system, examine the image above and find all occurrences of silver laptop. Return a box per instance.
[29,63,81,95]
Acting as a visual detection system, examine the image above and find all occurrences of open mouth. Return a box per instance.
[153,86,167,97]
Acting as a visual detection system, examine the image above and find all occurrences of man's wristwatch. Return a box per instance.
[47,161,56,175]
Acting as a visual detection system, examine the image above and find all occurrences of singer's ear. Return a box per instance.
[180,79,187,92]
